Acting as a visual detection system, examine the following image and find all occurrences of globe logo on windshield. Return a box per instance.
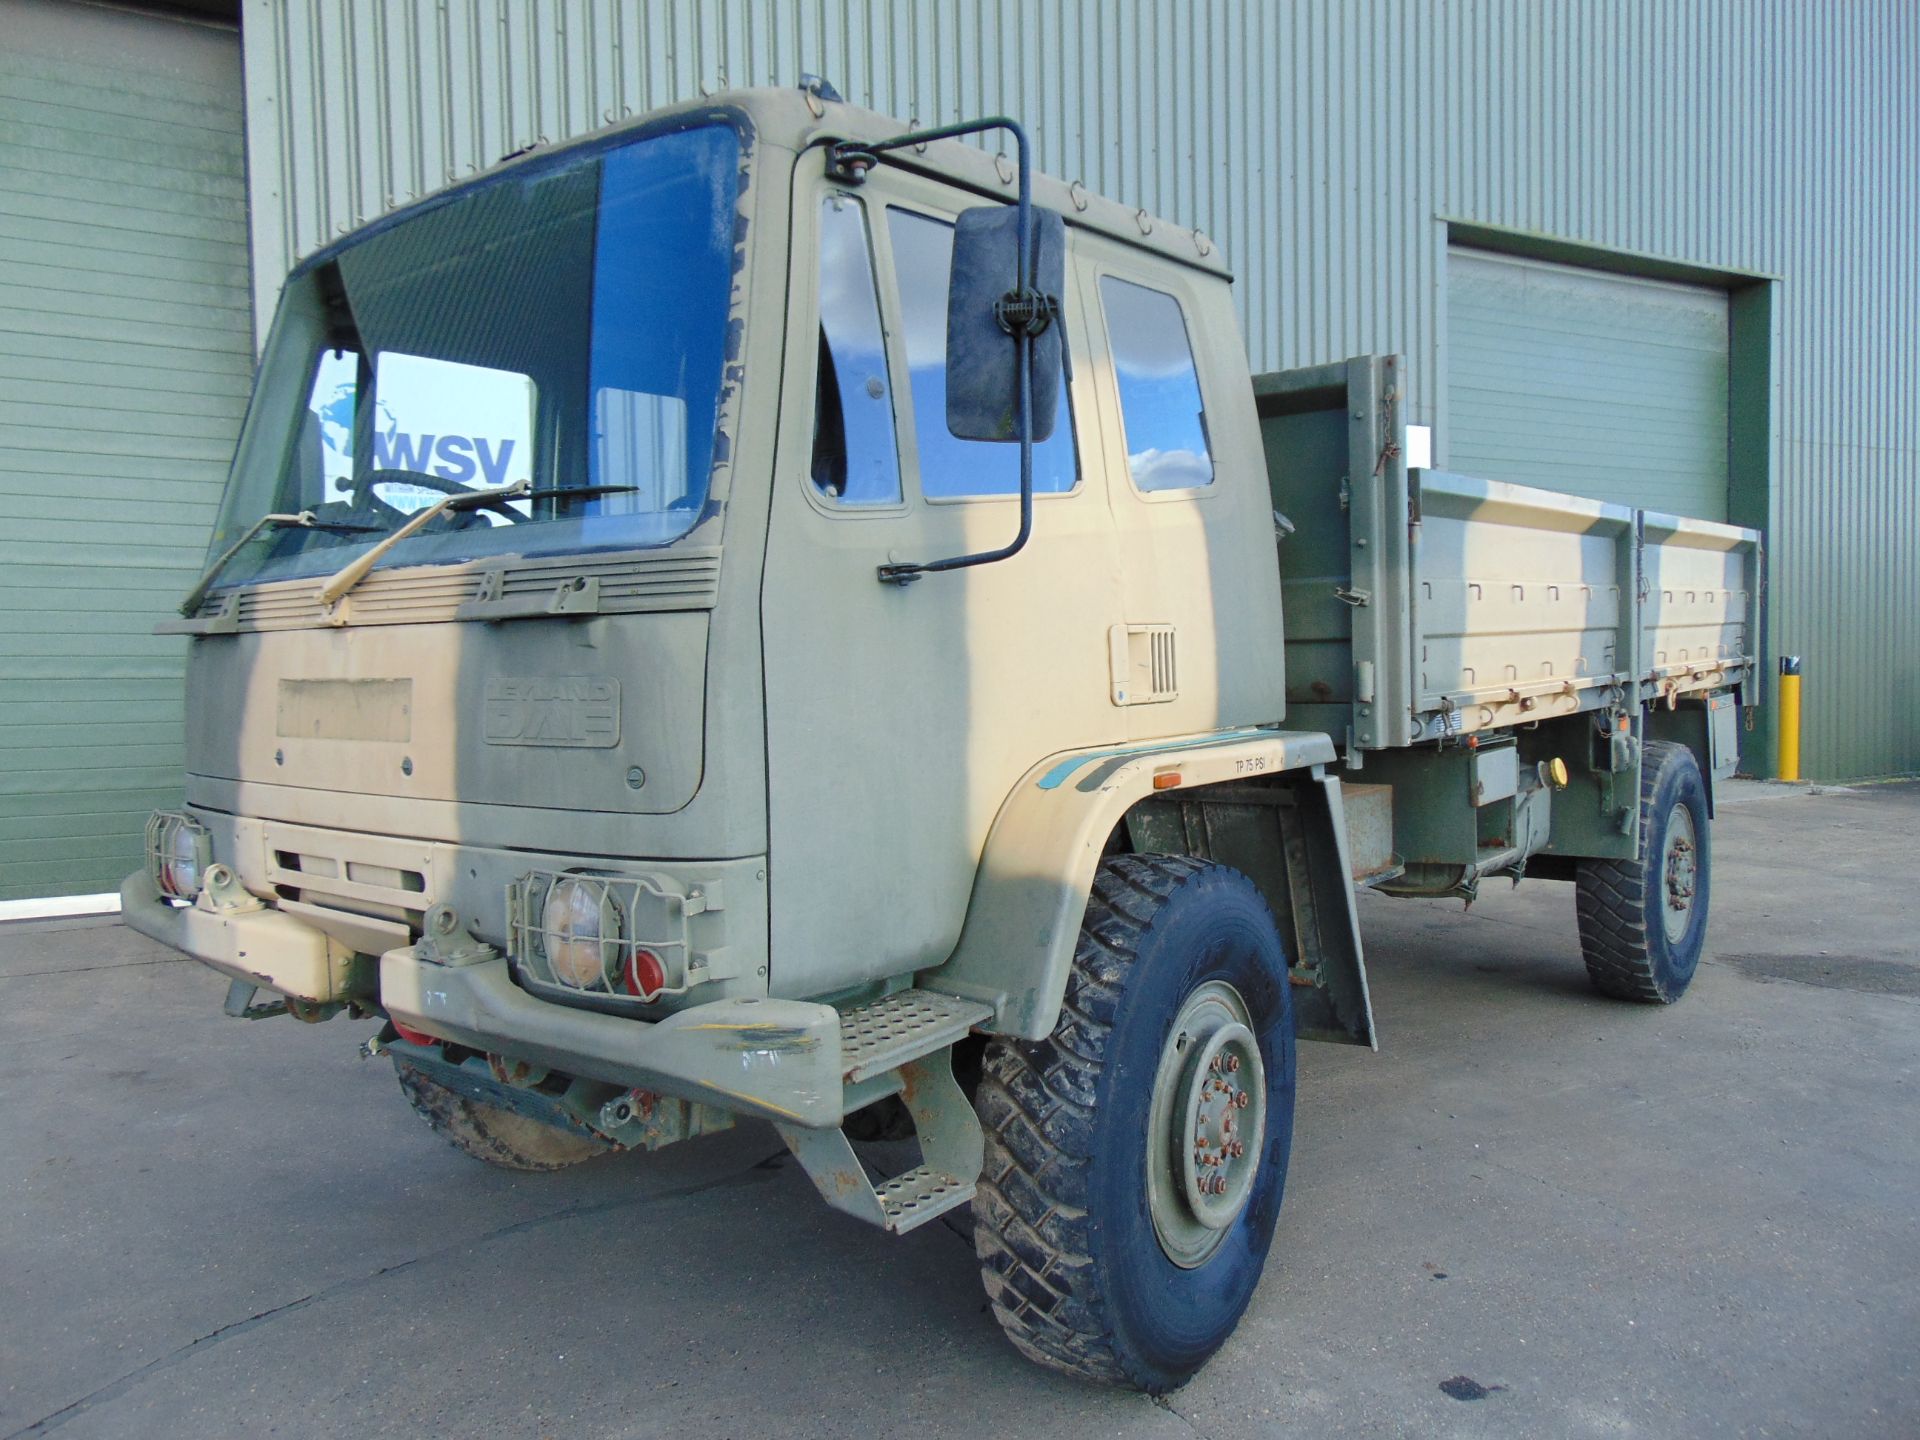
[316,384,441,512]
[315,382,392,467]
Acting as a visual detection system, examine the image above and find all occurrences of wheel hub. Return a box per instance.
[1147,981,1266,1268]
[1661,805,1699,942]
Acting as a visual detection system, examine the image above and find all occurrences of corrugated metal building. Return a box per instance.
[4,0,1916,901]
[0,0,250,903]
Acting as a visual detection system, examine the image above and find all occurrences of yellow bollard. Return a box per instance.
[1777,655,1802,782]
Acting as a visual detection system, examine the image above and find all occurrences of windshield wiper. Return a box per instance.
[180,511,381,616]
[315,481,639,606]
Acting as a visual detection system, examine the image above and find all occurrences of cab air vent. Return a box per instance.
[1109,623,1179,706]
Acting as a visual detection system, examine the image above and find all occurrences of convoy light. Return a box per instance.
[541,876,621,989]
[625,946,668,1001]
[391,1019,438,1047]
[145,811,211,901]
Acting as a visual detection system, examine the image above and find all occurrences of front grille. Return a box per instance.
[274,850,426,894]
[216,548,723,631]
[261,825,436,924]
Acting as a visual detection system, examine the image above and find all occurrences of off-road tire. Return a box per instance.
[1575,739,1711,1003]
[394,1057,608,1172]
[972,854,1297,1393]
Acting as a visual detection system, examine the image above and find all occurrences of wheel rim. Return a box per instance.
[1661,802,1699,943]
[1146,980,1267,1269]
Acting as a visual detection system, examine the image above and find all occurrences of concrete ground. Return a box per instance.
[2,783,1916,1440]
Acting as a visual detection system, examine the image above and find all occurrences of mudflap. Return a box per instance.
[1281,770,1377,1047]
[1125,765,1376,1048]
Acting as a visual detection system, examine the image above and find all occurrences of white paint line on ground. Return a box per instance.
[0,893,123,922]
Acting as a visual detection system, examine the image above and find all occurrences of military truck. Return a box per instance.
[124,83,1760,1392]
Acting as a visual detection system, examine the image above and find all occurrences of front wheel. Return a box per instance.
[1576,739,1712,1003]
[972,854,1297,1392]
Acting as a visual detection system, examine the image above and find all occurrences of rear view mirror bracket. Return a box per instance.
[824,118,1063,585]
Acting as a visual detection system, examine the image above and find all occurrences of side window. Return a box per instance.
[811,195,901,505]
[1099,275,1215,492]
[886,206,1077,499]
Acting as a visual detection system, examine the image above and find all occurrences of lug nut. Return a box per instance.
[1225,1053,1240,1072]
[1235,1091,1251,1109]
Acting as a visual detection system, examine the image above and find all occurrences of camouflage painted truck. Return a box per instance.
[124,84,1761,1391]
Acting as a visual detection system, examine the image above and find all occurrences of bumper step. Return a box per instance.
[777,993,989,1235]
[839,989,993,1084]
[874,1164,975,1233]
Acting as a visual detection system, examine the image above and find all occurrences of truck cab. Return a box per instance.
[138,86,1300,1012]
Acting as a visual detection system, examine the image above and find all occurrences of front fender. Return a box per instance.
[923,728,1338,1040]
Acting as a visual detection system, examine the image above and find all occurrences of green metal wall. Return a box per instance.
[242,0,1920,782]
[0,1,251,901]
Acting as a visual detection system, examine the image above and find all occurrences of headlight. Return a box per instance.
[145,811,210,900]
[507,869,692,1006]
[166,825,202,896]
[540,876,621,989]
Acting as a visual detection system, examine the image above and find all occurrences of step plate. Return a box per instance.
[875,1165,975,1234]
[839,990,994,1085]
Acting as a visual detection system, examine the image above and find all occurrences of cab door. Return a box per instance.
[1074,233,1287,739]
[760,155,1124,1000]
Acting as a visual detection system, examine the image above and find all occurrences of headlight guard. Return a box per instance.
[145,810,212,901]
[506,869,693,1009]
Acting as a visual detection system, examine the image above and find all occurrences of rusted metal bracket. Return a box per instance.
[223,979,288,1021]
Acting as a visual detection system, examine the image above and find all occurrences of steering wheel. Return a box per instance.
[348,468,525,524]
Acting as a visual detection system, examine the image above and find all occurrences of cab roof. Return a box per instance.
[304,84,1233,284]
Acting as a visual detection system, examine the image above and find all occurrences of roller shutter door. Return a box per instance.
[1447,248,1729,521]
[0,1,250,901]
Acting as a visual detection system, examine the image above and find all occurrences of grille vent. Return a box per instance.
[215,549,721,631]
[1109,624,1180,706]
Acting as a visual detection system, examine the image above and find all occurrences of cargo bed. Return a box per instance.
[1256,355,1761,751]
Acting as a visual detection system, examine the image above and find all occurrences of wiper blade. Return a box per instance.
[317,482,527,605]
[523,484,642,502]
[178,511,379,617]
[314,481,639,606]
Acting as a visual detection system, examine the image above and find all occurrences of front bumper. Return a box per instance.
[120,871,363,1003]
[125,866,850,1128]
[379,946,845,1127]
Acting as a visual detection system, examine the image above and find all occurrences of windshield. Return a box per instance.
[202,122,742,594]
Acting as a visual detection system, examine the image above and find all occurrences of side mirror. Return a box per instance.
[945,205,1066,443]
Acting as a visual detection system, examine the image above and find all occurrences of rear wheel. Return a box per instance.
[394,1057,609,1171]
[972,854,1297,1392]
[1576,739,1711,1003]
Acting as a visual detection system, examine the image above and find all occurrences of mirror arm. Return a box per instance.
[826,120,1045,587]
